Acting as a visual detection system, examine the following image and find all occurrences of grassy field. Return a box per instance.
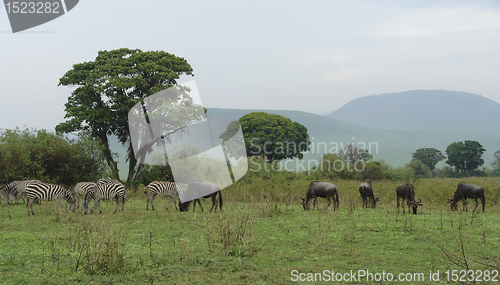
[1,177,500,284]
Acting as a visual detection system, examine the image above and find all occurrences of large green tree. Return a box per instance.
[411,147,446,171]
[56,48,194,181]
[238,112,310,161]
[445,140,485,172]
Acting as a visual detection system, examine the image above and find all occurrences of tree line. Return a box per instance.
[0,129,109,186]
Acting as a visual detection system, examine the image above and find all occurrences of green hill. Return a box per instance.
[327,90,500,135]
[111,106,500,179]
[206,107,500,168]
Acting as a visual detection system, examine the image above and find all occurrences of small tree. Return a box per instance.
[406,159,432,178]
[446,140,485,173]
[338,144,373,164]
[239,112,310,161]
[492,150,500,168]
[412,148,446,172]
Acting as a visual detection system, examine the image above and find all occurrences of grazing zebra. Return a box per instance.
[1,180,40,204]
[97,178,122,185]
[144,181,179,211]
[83,183,126,214]
[72,182,97,209]
[26,182,76,215]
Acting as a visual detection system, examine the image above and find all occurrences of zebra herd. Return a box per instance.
[0,179,184,216]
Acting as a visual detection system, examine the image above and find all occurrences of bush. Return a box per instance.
[0,128,110,185]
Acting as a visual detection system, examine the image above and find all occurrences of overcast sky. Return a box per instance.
[1,0,499,131]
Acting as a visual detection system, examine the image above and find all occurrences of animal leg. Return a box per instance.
[94,199,101,214]
[197,199,204,212]
[113,197,119,214]
[472,198,479,212]
[325,197,331,211]
[151,194,156,211]
[210,195,218,212]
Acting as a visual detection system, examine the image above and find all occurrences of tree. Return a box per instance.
[445,140,485,172]
[411,148,446,171]
[492,150,500,168]
[238,112,310,161]
[338,144,373,164]
[57,48,194,181]
[0,128,109,185]
[406,159,432,178]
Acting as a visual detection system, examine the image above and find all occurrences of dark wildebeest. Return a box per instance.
[178,181,222,212]
[359,181,378,208]
[301,181,339,211]
[448,182,485,212]
[395,183,422,214]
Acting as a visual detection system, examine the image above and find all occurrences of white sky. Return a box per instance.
[1,0,499,130]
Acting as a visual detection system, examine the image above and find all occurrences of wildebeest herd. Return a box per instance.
[301,181,486,214]
[0,178,487,215]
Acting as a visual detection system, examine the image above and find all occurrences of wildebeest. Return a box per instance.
[359,181,378,208]
[301,181,339,211]
[395,183,422,214]
[178,181,222,212]
[448,182,485,212]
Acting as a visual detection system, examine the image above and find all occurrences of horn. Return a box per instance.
[301,197,305,201]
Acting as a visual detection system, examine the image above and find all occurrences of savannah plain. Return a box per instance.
[1,174,500,284]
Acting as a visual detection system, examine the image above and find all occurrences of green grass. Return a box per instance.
[1,178,500,284]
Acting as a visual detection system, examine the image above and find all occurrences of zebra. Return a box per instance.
[26,182,76,215]
[1,180,40,204]
[72,182,97,209]
[97,178,122,185]
[12,180,41,204]
[144,181,179,211]
[83,183,126,214]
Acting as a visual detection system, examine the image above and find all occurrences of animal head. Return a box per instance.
[179,201,191,212]
[301,197,310,210]
[407,199,422,214]
[448,198,458,211]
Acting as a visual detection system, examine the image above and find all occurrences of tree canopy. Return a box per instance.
[238,112,310,161]
[445,140,485,172]
[338,144,373,164]
[411,147,446,171]
[0,128,108,185]
[56,48,194,181]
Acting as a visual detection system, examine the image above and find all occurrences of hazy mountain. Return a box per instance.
[112,105,500,178]
[327,90,500,134]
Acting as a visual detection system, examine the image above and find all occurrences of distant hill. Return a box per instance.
[327,90,500,135]
[205,107,500,167]
[112,106,500,178]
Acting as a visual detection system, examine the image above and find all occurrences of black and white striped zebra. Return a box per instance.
[83,183,126,214]
[144,181,179,211]
[1,180,40,204]
[97,178,122,185]
[72,182,97,209]
[26,182,76,215]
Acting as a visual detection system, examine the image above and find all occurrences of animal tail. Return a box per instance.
[144,186,148,194]
[219,190,223,211]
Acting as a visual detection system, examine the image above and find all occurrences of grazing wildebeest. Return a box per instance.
[396,183,422,214]
[359,181,378,208]
[301,181,339,211]
[178,181,222,212]
[448,182,485,212]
